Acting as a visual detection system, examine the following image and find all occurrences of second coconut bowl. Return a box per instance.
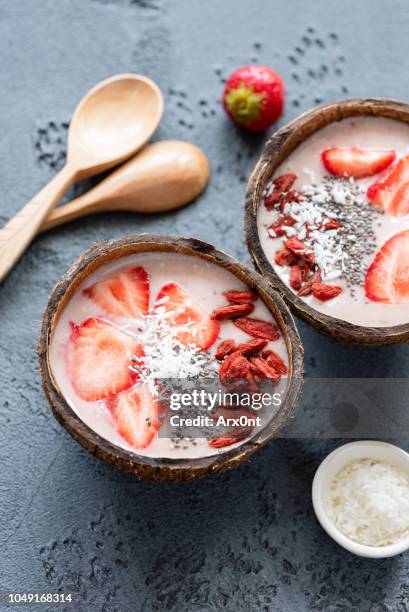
[245,98,409,346]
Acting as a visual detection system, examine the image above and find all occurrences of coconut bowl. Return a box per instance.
[39,234,304,482]
[245,98,409,345]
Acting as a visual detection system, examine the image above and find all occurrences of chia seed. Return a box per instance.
[264,175,383,295]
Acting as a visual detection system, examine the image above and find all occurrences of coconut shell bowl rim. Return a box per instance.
[38,234,304,482]
[244,98,409,346]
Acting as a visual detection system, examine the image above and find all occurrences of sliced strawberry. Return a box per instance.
[106,385,158,449]
[154,283,220,350]
[365,230,409,304]
[84,266,149,318]
[322,147,396,179]
[69,318,143,401]
[367,155,409,216]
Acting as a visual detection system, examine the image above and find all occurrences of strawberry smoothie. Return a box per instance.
[50,252,288,459]
[257,116,409,327]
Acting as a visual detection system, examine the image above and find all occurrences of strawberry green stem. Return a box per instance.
[225,82,265,125]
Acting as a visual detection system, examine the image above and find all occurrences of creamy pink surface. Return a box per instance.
[50,252,288,459]
[257,116,409,327]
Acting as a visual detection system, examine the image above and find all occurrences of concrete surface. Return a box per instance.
[1,0,409,610]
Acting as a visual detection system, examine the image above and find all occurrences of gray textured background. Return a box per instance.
[1,1,409,610]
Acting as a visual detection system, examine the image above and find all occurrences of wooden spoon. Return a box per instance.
[40,141,210,231]
[0,73,163,282]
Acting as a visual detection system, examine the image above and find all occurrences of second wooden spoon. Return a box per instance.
[40,141,210,231]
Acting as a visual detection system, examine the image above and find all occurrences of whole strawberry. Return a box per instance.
[223,64,285,132]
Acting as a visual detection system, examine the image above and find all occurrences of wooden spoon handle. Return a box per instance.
[40,191,98,232]
[0,164,76,283]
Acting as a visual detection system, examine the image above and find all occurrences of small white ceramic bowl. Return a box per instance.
[312,441,409,558]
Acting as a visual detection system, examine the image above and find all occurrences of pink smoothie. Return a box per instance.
[50,252,288,459]
[257,116,409,327]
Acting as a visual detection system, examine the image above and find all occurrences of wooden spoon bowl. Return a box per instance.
[245,98,409,346]
[69,73,164,178]
[38,235,304,482]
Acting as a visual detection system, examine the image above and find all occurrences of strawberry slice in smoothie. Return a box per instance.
[69,318,143,401]
[322,147,396,179]
[365,230,409,304]
[106,385,158,449]
[367,155,409,216]
[154,283,220,350]
[84,266,149,318]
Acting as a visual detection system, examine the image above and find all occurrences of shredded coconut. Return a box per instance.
[263,175,382,290]
[326,458,409,547]
[116,311,217,394]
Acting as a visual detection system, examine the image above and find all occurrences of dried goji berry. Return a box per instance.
[233,317,280,340]
[323,218,342,231]
[285,237,315,264]
[275,248,297,267]
[311,283,342,301]
[208,428,251,448]
[290,264,305,290]
[249,356,281,382]
[264,173,297,210]
[297,268,322,296]
[219,351,251,380]
[268,215,296,237]
[223,290,257,304]
[215,339,237,361]
[236,338,268,356]
[211,303,254,320]
[262,350,288,375]
[279,189,303,213]
[285,236,307,251]
[297,284,313,297]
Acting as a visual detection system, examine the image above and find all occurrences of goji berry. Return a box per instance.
[275,248,297,267]
[290,264,305,290]
[268,215,296,237]
[233,317,280,340]
[236,338,268,356]
[223,290,257,304]
[323,218,342,231]
[279,189,303,212]
[211,303,254,320]
[285,236,315,264]
[264,173,297,210]
[219,351,251,380]
[208,429,251,448]
[311,283,342,301]
[297,268,322,296]
[249,356,281,382]
[215,339,237,361]
[262,350,288,375]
